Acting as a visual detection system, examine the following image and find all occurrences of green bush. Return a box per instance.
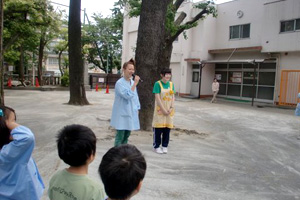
[61,70,69,87]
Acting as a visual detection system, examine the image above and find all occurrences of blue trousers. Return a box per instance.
[153,128,170,148]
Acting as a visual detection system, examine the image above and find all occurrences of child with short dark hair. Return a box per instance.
[99,144,147,200]
[0,106,45,199]
[48,124,105,200]
[152,68,175,154]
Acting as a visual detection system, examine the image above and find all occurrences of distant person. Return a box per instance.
[48,124,106,200]
[99,144,147,200]
[0,106,45,200]
[110,59,141,147]
[152,68,175,154]
[295,93,300,116]
[211,78,220,103]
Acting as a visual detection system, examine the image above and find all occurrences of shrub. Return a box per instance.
[61,70,69,87]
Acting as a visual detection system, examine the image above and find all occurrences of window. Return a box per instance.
[192,72,199,82]
[48,58,59,65]
[280,18,300,32]
[229,24,250,39]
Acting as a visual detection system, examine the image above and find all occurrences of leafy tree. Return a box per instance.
[53,24,68,76]
[0,0,4,105]
[134,0,171,130]
[82,13,122,73]
[132,0,217,130]
[3,0,41,85]
[37,0,62,86]
[3,0,62,85]
[68,0,89,105]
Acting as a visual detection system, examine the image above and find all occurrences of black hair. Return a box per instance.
[123,58,135,69]
[56,124,96,167]
[160,68,172,76]
[0,105,16,149]
[99,144,147,199]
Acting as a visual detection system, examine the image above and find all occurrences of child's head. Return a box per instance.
[99,144,147,200]
[0,105,16,149]
[160,68,171,77]
[160,68,172,82]
[57,124,97,167]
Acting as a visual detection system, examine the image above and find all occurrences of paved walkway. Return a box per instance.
[4,89,300,200]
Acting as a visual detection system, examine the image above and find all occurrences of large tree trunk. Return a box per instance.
[38,31,45,86]
[135,0,171,130]
[0,0,4,105]
[58,51,63,76]
[68,0,89,105]
[158,41,173,71]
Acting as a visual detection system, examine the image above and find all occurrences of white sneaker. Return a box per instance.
[154,147,163,154]
[162,147,168,154]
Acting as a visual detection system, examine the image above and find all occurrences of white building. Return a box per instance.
[122,0,300,105]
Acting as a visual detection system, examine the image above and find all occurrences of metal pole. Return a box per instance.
[83,8,86,24]
[251,61,256,106]
[106,44,109,74]
[106,44,109,88]
[198,62,202,99]
[32,53,35,86]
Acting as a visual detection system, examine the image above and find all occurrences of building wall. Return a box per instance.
[122,0,300,103]
[214,0,264,50]
[261,0,300,52]
[170,63,181,93]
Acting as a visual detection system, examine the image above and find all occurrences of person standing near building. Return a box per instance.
[152,68,175,154]
[211,78,220,103]
[110,59,141,147]
[295,93,300,116]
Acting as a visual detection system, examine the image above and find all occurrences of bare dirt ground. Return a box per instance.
[4,89,300,200]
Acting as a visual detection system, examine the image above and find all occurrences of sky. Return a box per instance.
[50,0,118,20]
[50,0,232,22]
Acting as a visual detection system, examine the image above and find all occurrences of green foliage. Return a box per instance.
[126,0,217,40]
[194,1,218,18]
[82,4,123,72]
[127,0,141,17]
[165,4,177,36]
[61,69,69,87]
[3,0,63,73]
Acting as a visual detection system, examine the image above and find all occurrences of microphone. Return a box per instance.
[132,74,143,82]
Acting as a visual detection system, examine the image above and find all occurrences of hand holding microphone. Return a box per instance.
[132,74,143,83]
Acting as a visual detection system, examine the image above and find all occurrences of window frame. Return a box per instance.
[48,58,59,65]
[229,23,251,40]
[280,18,300,33]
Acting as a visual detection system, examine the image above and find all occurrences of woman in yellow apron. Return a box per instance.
[152,68,175,154]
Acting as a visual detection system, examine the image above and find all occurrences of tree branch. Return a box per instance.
[170,8,209,42]
[174,12,186,26]
[3,34,19,52]
[174,0,185,11]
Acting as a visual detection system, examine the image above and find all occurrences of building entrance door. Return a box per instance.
[279,70,300,106]
[191,64,200,97]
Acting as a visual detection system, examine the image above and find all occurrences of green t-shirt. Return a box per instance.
[152,80,175,94]
[48,169,106,200]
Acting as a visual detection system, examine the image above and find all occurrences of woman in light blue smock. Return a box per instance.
[111,59,141,146]
[0,106,45,200]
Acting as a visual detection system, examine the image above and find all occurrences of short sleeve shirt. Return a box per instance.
[153,81,175,94]
[48,169,106,200]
